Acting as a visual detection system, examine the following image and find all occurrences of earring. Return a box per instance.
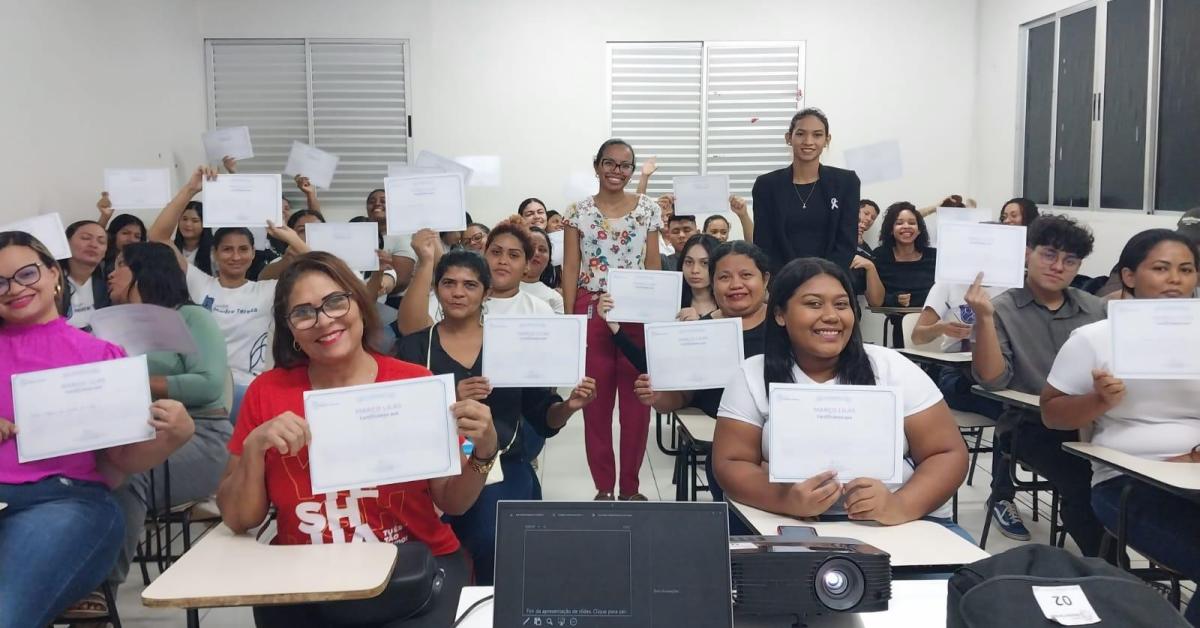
[293,339,301,352]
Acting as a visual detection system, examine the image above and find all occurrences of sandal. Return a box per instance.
[594,491,615,501]
[60,590,108,619]
[618,493,648,502]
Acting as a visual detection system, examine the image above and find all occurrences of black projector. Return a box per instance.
[730,532,892,623]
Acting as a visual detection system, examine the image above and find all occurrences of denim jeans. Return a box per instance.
[0,476,124,628]
[230,383,249,424]
[1092,477,1200,625]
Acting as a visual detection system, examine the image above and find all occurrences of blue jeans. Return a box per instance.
[1092,477,1200,625]
[0,476,124,628]
[230,383,248,424]
[442,456,541,586]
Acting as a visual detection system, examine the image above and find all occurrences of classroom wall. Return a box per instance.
[0,0,207,226]
[967,0,1179,277]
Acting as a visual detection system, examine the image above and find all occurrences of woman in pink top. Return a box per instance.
[562,139,663,500]
[0,231,194,627]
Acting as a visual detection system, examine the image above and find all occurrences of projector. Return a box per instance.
[730,530,892,623]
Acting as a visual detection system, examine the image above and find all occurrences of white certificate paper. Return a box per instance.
[383,174,467,235]
[0,213,72,260]
[414,150,475,186]
[1109,299,1200,379]
[768,384,905,484]
[304,222,381,272]
[387,164,442,178]
[89,304,198,356]
[645,319,744,390]
[452,155,501,187]
[13,355,154,463]
[283,141,339,190]
[104,168,172,210]
[201,174,283,228]
[673,175,730,215]
[935,222,1026,288]
[483,315,587,388]
[304,374,461,494]
[548,230,565,266]
[202,126,254,163]
[605,269,683,323]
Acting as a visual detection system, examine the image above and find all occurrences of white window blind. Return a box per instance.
[608,41,805,199]
[206,38,411,210]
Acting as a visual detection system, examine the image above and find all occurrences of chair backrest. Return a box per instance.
[900,312,940,351]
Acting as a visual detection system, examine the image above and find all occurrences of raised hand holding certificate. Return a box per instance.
[0,213,72,260]
[13,355,154,463]
[673,175,731,215]
[483,315,587,388]
[89,304,198,356]
[1109,299,1200,379]
[104,168,172,210]
[201,174,283,228]
[384,174,467,235]
[283,141,339,190]
[645,319,743,390]
[304,374,460,494]
[304,222,381,272]
[767,384,904,484]
[202,126,254,162]
[605,269,683,323]
[935,222,1026,288]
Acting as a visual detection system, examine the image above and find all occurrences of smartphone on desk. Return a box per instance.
[777,525,818,539]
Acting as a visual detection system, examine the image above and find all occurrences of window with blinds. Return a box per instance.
[609,41,805,199]
[206,38,411,210]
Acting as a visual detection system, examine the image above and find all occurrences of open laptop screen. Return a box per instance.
[494,501,732,628]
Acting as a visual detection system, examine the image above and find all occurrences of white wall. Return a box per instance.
[968,0,1177,277]
[0,0,207,226]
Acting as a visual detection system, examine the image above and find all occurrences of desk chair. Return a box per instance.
[979,434,1065,550]
[672,411,712,502]
[51,581,122,628]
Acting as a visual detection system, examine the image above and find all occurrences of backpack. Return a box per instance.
[947,545,1187,627]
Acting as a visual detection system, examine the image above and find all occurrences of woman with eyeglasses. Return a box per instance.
[218,252,493,627]
[148,167,310,423]
[61,220,111,329]
[562,138,663,501]
[395,232,595,584]
[462,223,490,253]
[0,231,194,627]
[102,241,231,590]
[521,226,564,312]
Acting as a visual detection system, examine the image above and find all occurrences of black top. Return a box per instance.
[871,246,938,307]
[660,253,679,272]
[751,164,861,273]
[850,243,875,296]
[395,326,564,462]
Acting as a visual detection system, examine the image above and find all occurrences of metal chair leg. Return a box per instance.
[966,427,984,486]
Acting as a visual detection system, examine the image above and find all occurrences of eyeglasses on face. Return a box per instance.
[599,158,635,174]
[0,263,43,296]
[287,291,353,330]
[1035,247,1082,270]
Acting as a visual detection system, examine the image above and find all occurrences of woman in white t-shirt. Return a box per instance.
[1042,229,1200,623]
[62,220,110,329]
[715,257,969,536]
[149,167,310,422]
[521,227,564,314]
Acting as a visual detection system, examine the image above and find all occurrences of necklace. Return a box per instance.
[792,180,820,209]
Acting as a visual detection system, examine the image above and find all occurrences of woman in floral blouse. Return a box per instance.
[562,139,663,501]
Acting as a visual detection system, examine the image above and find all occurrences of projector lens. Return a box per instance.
[814,558,865,611]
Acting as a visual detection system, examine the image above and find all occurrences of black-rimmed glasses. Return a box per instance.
[0,263,42,296]
[287,291,353,330]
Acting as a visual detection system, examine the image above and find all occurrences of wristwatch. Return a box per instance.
[469,451,498,475]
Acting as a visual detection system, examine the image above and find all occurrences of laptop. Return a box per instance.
[493,501,733,628]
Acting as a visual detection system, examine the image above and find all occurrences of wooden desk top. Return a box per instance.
[676,408,716,443]
[970,385,1040,410]
[729,500,988,569]
[455,581,949,627]
[1063,442,1200,492]
[897,348,972,365]
[142,524,398,608]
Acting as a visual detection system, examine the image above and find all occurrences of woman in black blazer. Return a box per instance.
[751,108,861,273]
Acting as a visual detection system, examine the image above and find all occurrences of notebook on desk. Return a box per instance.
[493,501,733,628]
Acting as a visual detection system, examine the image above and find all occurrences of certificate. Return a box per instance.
[89,304,198,356]
[202,126,254,163]
[452,155,501,187]
[0,213,71,260]
[304,374,461,494]
[1109,299,1200,379]
[414,150,475,186]
[767,384,905,484]
[13,355,154,463]
[483,315,587,388]
[304,222,381,272]
[605,269,683,323]
[548,230,565,266]
[387,163,441,178]
[934,222,1026,288]
[201,174,283,228]
[645,319,744,390]
[383,173,467,235]
[673,175,730,215]
[931,206,993,246]
[283,141,339,190]
[104,168,172,210]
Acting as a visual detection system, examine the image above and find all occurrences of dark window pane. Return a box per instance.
[1054,7,1096,208]
[1023,22,1056,205]
[1100,0,1149,209]
[1156,0,1200,212]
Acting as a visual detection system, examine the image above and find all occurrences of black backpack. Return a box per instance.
[947,545,1188,627]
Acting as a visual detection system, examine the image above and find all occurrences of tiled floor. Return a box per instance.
[109,411,1187,627]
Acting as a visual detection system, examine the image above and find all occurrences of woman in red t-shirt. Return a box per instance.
[216,252,497,628]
